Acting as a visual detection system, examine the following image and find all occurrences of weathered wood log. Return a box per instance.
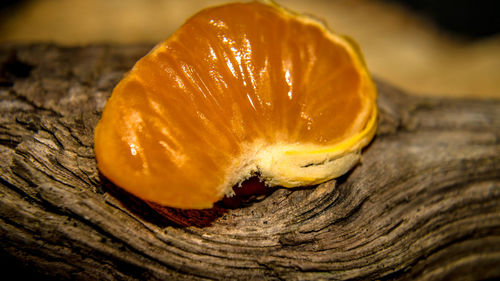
[0,43,499,280]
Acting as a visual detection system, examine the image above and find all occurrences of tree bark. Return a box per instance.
[0,43,499,280]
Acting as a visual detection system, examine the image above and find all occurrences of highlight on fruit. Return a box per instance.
[94,1,378,209]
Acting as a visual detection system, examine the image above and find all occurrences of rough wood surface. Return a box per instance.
[0,44,499,280]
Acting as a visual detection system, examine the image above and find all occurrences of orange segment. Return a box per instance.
[94,1,377,209]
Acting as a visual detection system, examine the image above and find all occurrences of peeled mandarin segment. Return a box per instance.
[94,1,378,209]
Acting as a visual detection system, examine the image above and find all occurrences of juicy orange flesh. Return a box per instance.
[94,2,376,209]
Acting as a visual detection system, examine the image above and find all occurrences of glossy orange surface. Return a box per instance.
[94,1,377,209]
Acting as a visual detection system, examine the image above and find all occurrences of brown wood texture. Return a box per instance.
[0,44,499,280]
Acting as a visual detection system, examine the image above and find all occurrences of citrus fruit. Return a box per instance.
[94,1,378,209]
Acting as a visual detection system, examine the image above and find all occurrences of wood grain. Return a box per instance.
[0,44,499,280]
